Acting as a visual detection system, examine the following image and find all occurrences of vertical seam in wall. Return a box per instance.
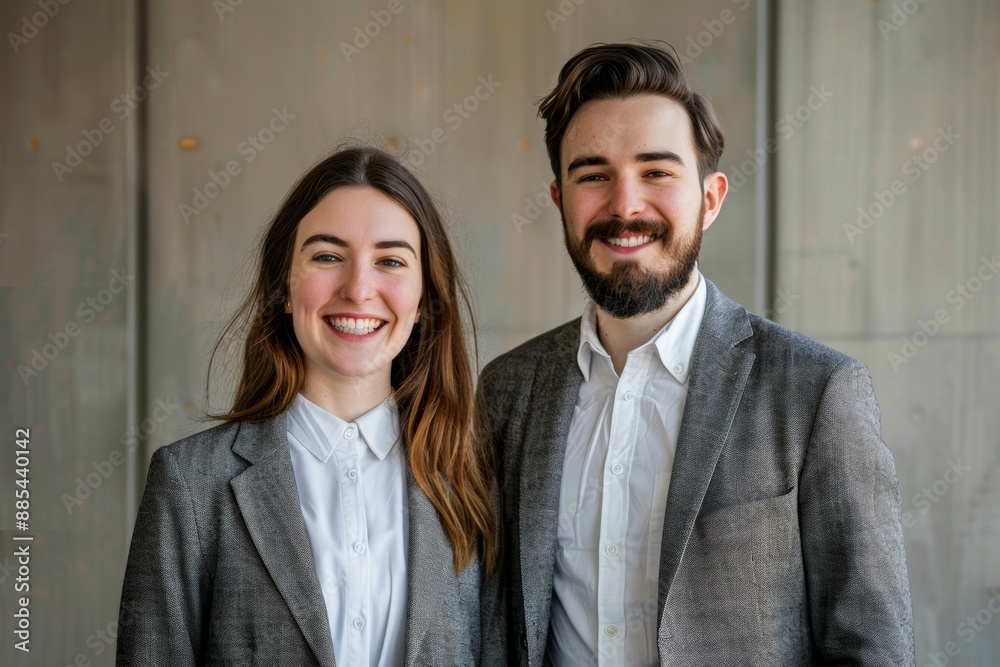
[124,0,149,554]
[755,0,779,317]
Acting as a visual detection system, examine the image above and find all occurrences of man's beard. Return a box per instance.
[563,204,704,319]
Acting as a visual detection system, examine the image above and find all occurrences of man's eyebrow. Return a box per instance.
[566,151,687,174]
[566,155,609,174]
[635,151,686,166]
[300,234,416,257]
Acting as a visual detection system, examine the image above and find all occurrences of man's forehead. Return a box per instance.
[561,95,696,160]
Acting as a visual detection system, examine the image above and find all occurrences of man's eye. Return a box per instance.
[578,174,607,182]
[646,170,672,178]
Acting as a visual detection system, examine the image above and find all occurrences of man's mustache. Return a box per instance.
[582,219,671,247]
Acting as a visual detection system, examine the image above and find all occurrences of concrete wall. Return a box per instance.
[0,0,996,665]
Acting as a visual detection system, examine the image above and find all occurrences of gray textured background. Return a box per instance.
[1,1,997,665]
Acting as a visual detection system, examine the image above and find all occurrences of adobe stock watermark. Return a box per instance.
[510,181,555,234]
[51,65,170,182]
[406,75,502,168]
[678,0,752,65]
[878,0,932,41]
[6,0,72,54]
[899,458,970,530]
[544,0,587,31]
[213,0,243,21]
[340,0,412,62]
[761,287,799,321]
[726,85,834,192]
[62,396,182,515]
[923,588,1000,667]
[887,254,998,372]
[16,268,134,386]
[844,126,959,245]
[179,107,296,225]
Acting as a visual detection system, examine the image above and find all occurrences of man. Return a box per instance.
[478,42,914,666]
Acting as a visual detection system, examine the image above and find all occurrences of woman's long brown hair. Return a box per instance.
[205,146,497,575]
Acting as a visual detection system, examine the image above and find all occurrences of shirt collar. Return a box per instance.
[286,392,401,463]
[576,269,707,384]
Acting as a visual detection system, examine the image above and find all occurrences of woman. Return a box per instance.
[116,146,498,666]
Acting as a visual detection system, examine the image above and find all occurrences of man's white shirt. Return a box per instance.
[286,392,408,667]
[547,273,707,666]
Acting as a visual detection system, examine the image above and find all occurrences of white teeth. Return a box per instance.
[607,235,652,247]
[327,317,385,335]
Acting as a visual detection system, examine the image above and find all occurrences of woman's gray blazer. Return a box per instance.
[116,412,482,666]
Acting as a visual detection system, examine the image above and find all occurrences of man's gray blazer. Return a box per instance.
[478,280,915,666]
[116,412,481,666]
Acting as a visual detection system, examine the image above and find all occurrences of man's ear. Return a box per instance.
[549,180,562,211]
[701,171,729,231]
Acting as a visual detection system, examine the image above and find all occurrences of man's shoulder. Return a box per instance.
[481,318,580,385]
[698,279,856,377]
[742,310,864,381]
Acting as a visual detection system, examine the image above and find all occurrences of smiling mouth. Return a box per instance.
[324,316,386,336]
[604,234,656,248]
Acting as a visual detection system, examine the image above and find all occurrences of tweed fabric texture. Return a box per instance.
[478,280,915,667]
[117,412,481,666]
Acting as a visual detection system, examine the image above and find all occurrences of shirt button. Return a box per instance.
[623,390,634,400]
[353,617,365,630]
[347,468,358,481]
[344,427,356,439]
[354,541,366,554]
[611,463,624,475]
[605,544,619,556]
[604,623,619,637]
[673,363,684,375]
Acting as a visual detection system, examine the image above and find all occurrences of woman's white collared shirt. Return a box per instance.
[286,392,408,667]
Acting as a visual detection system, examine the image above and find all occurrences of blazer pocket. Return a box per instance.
[662,487,809,659]
[695,487,804,631]
[694,487,802,588]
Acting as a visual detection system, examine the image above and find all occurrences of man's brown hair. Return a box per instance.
[538,41,725,184]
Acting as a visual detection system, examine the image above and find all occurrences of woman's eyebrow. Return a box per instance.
[374,240,416,256]
[300,234,346,250]
[301,234,416,257]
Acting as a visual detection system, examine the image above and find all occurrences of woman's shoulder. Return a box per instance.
[152,419,252,476]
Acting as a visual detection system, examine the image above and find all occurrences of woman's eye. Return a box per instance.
[379,258,405,268]
[313,253,340,263]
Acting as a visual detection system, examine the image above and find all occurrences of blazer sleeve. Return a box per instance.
[799,358,916,666]
[478,473,508,667]
[117,446,209,666]
[477,368,510,667]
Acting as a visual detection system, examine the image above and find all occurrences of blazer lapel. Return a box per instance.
[656,281,756,624]
[230,416,337,667]
[518,323,583,657]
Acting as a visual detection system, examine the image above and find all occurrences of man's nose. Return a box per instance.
[607,177,646,219]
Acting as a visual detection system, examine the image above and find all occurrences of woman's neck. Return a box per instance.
[300,372,392,423]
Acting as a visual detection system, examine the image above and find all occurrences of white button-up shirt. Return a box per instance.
[286,393,408,667]
[547,274,707,666]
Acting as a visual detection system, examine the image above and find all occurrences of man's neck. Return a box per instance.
[595,270,701,376]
